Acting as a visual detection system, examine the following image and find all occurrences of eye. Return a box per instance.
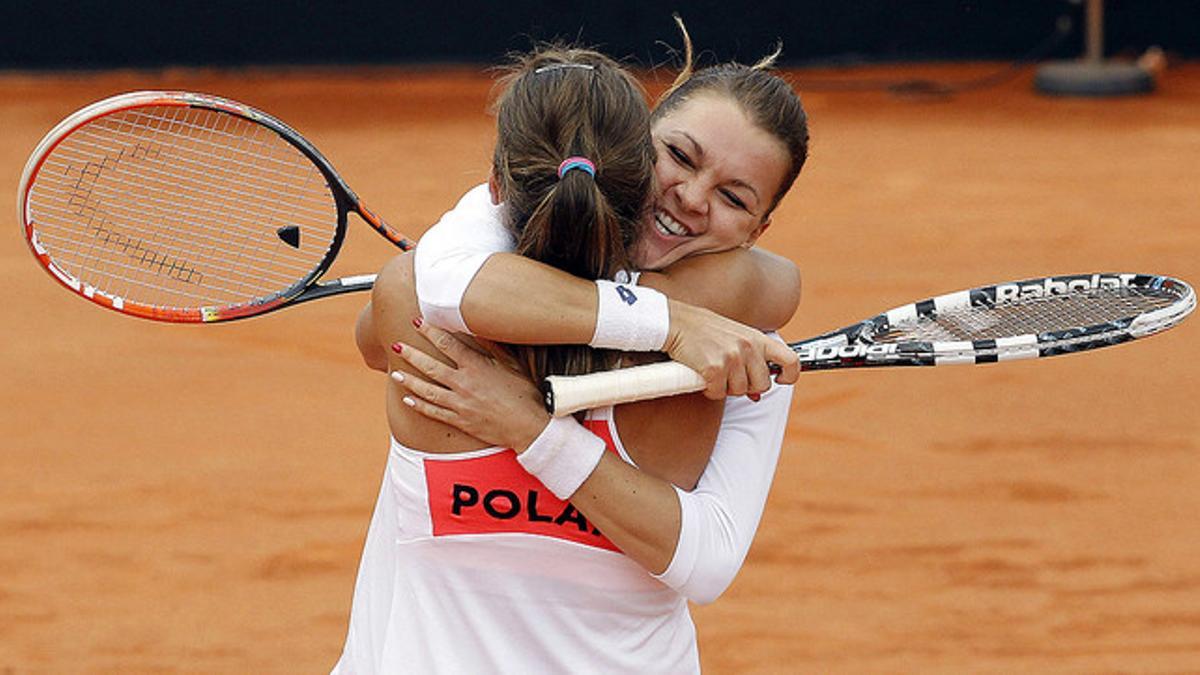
[666,143,693,168]
[721,189,748,211]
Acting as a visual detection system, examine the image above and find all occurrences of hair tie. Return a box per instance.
[557,156,596,179]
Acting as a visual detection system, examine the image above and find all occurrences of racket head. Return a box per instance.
[19,91,359,323]
[797,273,1195,369]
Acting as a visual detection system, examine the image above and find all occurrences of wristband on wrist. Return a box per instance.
[589,279,670,351]
[516,416,606,500]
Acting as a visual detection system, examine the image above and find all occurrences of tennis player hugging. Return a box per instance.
[336,20,809,674]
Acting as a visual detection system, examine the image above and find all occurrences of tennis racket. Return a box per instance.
[18,90,413,323]
[543,273,1195,415]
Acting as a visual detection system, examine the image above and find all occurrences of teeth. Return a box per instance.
[655,212,689,237]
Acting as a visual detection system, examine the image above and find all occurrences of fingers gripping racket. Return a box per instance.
[543,273,1195,415]
[19,91,413,323]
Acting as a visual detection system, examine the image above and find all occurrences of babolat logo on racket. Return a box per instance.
[995,273,1136,303]
[796,343,897,362]
[615,285,638,305]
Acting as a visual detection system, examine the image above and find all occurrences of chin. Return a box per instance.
[634,242,682,271]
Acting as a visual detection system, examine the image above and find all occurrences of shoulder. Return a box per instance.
[415,184,515,267]
[372,252,419,320]
[639,247,801,330]
[423,184,508,240]
[375,251,415,293]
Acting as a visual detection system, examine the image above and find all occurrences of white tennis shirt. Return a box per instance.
[332,409,699,674]
[333,185,793,673]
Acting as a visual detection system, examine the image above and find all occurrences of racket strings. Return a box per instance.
[34,108,319,302]
[885,286,1180,343]
[53,121,336,229]
[28,104,339,310]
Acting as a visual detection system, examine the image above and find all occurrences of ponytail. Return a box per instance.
[491,45,655,383]
[517,166,629,280]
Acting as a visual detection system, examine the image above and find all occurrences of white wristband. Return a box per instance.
[589,279,670,352]
[517,416,606,500]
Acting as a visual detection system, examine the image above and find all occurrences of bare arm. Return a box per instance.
[355,302,389,372]
[392,321,691,574]
[459,253,601,344]
[451,251,800,398]
[461,247,799,339]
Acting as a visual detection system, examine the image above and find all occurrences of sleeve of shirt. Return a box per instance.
[412,184,515,334]
[652,339,794,605]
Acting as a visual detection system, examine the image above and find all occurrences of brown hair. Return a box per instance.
[492,45,655,381]
[654,16,809,219]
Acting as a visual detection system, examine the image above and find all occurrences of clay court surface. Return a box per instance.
[2,63,1198,672]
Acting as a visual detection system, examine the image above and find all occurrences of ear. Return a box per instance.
[743,219,771,247]
[487,171,502,205]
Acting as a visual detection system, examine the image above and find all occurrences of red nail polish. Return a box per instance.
[748,393,761,402]
[391,342,403,354]
[412,316,423,328]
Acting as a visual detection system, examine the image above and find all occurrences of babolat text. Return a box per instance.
[795,343,897,362]
[995,274,1136,303]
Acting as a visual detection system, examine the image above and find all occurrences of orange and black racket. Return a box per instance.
[19,91,413,322]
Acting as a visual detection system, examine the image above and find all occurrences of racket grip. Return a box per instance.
[542,361,707,416]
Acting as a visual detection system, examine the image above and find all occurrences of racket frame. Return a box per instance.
[794,273,1195,370]
[19,91,412,323]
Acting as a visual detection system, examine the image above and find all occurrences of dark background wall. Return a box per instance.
[2,1,1196,70]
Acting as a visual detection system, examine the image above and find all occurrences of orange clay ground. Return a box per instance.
[1,63,1197,673]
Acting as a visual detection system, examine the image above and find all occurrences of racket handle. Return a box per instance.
[542,361,706,416]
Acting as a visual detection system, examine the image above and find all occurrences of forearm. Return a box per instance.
[459,250,798,340]
[568,453,682,575]
[459,254,600,344]
[497,410,683,575]
[538,385,793,603]
[517,407,775,597]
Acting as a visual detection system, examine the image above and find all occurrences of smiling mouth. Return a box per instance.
[654,211,692,237]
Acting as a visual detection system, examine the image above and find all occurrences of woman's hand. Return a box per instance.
[391,320,550,451]
[664,300,800,400]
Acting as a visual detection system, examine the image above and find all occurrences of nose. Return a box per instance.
[676,178,708,216]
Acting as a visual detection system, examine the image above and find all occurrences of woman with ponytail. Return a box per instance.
[337,45,744,673]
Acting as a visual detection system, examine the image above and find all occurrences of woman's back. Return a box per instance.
[333,410,700,674]
[371,252,485,453]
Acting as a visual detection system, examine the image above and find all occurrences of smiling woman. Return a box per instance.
[638,31,808,270]
[640,92,793,269]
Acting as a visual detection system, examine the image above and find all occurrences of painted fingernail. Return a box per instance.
[402,396,416,407]
[748,393,761,402]
[412,316,423,329]
[391,371,404,383]
[391,342,403,354]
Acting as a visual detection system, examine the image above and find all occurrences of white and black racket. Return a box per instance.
[19,91,412,322]
[543,273,1195,415]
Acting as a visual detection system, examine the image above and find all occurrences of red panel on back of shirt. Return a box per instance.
[424,420,620,552]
